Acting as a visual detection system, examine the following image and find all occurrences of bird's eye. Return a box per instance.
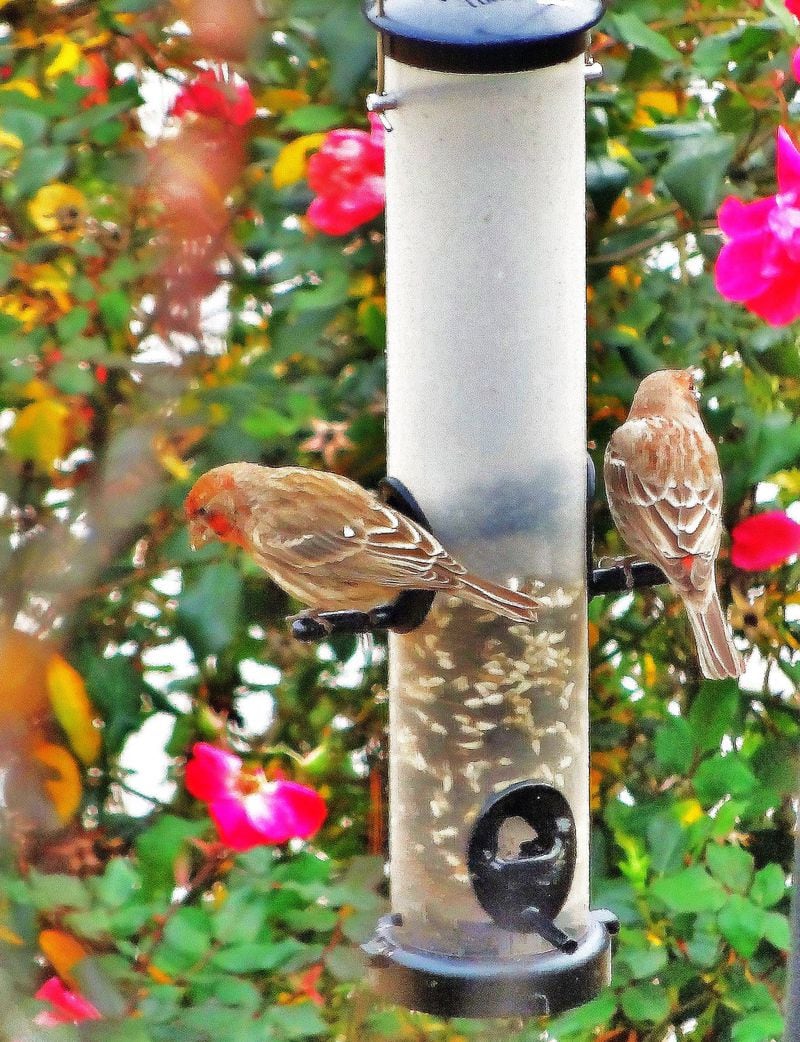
[196,506,208,518]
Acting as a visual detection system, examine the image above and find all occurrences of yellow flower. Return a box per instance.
[261,87,310,113]
[47,655,101,766]
[7,398,71,472]
[0,78,40,98]
[633,90,680,129]
[0,295,46,332]
[0,128,22,150]
[31,740,82,824]
[272,133,326,189]
[28,183,87,238]
[44,35,82,80]
[729,585,782,647]
[39,929,88,986]
[21,258,76,311]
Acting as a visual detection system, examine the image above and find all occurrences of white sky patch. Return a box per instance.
[238,659,281,687]
[232,690,276,740]
[117,712,178,816]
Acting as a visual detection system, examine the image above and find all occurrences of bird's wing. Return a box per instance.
[249,469,461,588]
[604,418,723,596]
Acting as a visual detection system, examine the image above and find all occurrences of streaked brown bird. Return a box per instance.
[604,369,744,680]
[185,463,540,624]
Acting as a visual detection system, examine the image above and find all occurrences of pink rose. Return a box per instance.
[172,69,255,126]
[731,510,800,570]
[185,743,327,851]
[34,978,102,1027]
[715,127,800,325]
[306,114,385,235]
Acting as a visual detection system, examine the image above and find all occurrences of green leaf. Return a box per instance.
[620,982,670,1023]
[77,651,145,755]
[650,866,727,913]
[292,268,351,312]
[688,681,742,752]
[324,944,366,981]
[316,0,376,102]
[135,816,206,898]
[762,910,791,951]
[717,895,767,958]
[95,858,141,907]
[279,106,347,133]
[691,35,730,78]
[731,1011,786,1042]
[0,108,48,147]
[661,133,736,220]
[177,562,243,657]
[694,753,757,807]
[616,933,668,980]
[750,864,786,909]
[611,12,682,61]
[646,813,687,874]
[706,844,754,894]
[654,715,695,773]
[212,938,306,973]
[586,156,630,220]
[27,870,91,911]
[265,1002,327,1039]
[99,289,130,331]
[547,992,617,1038]
[162,907,212,961]
[56,306,91,341]
[13,144,69,196]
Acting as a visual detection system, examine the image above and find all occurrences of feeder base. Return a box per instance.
[363,909,618,1019]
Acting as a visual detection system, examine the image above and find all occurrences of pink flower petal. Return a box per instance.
[714,234,774,301]
[793,49,800,83]
[208,796,268,851]
[34,977,102,1024]
[788,0,800,17]
[746,269,800,325]
[777,127,800,194]
[717,195,776,237]
[307,194,377,235]
[731,510,800,570]
[244,780,327,844]
[185,743,241,802]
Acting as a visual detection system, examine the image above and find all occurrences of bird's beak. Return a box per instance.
[188,518,211,551]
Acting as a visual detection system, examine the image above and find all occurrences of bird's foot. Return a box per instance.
[597,554,639,589]
[287,610,335,637]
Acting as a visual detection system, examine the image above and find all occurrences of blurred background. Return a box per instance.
[0,1,797,1040]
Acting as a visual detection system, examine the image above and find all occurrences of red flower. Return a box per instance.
[77,54,111,108]
[731,510,800,570]
[34,977,102,1027]
[172,70,256,126]
[185,743,327,851]
[715,128,800,325]
[306,114,385,235]
[793,48,800,82]
[788,0,800,15]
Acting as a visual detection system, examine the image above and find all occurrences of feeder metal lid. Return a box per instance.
[364,0,605,74]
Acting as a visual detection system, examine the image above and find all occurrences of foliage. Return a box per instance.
[0,1,796,1042]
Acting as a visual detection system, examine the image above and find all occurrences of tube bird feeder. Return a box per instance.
[359,0,616,1020]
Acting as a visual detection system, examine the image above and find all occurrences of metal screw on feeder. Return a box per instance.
[360,0,618,1021]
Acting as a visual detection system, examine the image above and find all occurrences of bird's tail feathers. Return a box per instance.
[456,573,539,624]
[685,592,744,680]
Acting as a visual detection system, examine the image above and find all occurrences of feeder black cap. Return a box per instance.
[364,0,604,74]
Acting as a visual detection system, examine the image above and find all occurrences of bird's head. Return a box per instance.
[185,465,247,550]
[629,368,701,419]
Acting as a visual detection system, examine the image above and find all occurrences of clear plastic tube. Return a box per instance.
[384,55,589,958]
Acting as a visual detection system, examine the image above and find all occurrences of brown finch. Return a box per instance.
[185,463,540,624]
[604,370,744,680]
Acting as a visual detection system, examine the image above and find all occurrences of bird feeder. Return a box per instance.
[355,0,617,1019]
